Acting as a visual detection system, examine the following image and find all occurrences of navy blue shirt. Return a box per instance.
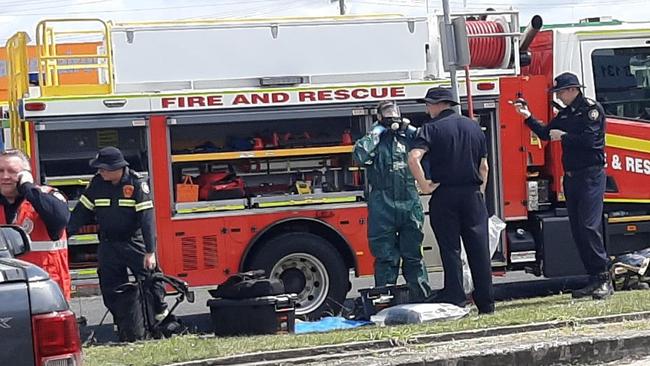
[524,93,606,172]
[412,109,487,186]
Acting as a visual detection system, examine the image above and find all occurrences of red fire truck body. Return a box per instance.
[496,20,650,277]
[5,13,649,318]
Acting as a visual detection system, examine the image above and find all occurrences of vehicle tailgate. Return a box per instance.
[0,262,35,366]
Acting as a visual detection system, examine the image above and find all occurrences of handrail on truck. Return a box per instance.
[35,18,114,97]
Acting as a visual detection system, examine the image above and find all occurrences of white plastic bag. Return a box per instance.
[371,303,470,326]
[462,215,506,295]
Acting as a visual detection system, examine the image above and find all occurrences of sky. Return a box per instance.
[1,0,650,44]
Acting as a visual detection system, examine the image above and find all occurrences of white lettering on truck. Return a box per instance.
[611,154,650,175]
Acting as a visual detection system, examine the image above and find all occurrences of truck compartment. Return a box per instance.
[167,107,368,215]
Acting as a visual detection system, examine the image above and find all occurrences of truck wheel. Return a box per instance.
[247,232,348,320]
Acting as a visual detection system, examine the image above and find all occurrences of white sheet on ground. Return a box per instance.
[371,303,470,326]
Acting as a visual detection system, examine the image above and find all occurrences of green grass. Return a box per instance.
[84,290,650,366]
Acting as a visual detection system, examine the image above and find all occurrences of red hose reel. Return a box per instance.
[466,20,510,69]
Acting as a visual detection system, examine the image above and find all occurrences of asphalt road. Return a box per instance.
[71,270,590,344]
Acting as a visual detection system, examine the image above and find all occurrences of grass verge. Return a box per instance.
[84,290,650,366]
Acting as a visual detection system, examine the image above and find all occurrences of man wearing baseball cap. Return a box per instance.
[512,72,612,300]
[68,146,168,341]
[408,87,495,314]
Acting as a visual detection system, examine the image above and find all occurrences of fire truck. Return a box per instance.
[508,17,650,276]
[5,11,649,319]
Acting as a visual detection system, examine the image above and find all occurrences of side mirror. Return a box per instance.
[0,225,31,257]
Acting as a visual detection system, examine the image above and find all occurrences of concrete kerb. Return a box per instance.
[410,311,650,345]
[169,330,650,366]
[406,329,650,366]
[167,311,650,366]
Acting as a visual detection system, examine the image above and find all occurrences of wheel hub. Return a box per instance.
[270,253,329,316]
[280,268,306,294]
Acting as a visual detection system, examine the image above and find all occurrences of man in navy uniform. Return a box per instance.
[408,87,494,314]
[512,72,612,300]
[68,146,168,340]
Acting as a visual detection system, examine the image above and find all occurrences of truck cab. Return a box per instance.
[503,18,650,277]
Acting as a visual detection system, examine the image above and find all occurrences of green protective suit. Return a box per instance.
[353,124,432,301]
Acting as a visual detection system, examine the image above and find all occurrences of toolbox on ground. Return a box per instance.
[207,294,297,336]
[355,284,410,320]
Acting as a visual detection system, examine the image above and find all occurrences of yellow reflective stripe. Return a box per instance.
[176,204,245,213]
[605,198,650,204]
[608,215,650,223]
[257,196,358,208]
[575,28,650,36]
[79,195,94,210]
[135,200,154,212]
[606,133,650,154]
[118,199,136,207]
[94,199,111,207]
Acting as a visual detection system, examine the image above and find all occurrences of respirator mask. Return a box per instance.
[377,101,403,131]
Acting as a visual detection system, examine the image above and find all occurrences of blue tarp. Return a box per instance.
[295,316,373,334]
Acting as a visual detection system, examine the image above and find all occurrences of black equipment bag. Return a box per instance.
[113,272,195,341]
[209,270,285,299]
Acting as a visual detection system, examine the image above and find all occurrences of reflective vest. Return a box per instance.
[0,186,71,300]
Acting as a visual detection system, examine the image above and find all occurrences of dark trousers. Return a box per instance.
[563,167,609,276]
[97,240,167,321]
[429,186,494,311]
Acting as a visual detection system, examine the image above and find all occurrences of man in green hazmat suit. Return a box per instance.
[353,100,432,302]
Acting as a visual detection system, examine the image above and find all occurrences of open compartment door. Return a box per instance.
[498,75,549,220]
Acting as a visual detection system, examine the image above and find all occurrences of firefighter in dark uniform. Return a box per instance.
[67,146,168,339]
[512,72,612,300]
[408,87,495,314]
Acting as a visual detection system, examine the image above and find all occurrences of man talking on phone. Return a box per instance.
[0,149,71,299]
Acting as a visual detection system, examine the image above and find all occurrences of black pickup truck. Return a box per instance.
[0,225,82,366]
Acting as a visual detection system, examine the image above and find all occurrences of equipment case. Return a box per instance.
[207,294,296,336]
[355,284,410,320]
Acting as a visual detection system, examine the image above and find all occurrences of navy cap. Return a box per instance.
[550,72,585,92]
[416,87,459,105]
[89,146,129,171]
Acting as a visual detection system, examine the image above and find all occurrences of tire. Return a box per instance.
[247,232,349,320]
